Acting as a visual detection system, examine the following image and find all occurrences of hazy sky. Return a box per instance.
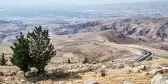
[0,0,165,7]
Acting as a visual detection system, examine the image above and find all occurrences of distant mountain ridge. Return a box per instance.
[1,17,168,43]
[53,17,168,43]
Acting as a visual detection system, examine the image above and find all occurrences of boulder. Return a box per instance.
[135,65,146,71]
[20,79,26,84]
[84,80,99,84]
[124,67,132,74]
[138,65,146,70]
[149,69,163,75]
[0,71,4,76]
[151,74,168,84]
[131,65,147,73]
[132,68,140,73]
[25,72,33,78]
[124,69,132,74]
[75,80,83,84]
[123,81,133,84]
[142,72,149,76]
[116,64,125,69]
[10,71,16,76]
[16,71,24,76]
[45,80,54,84]
[52,68,69,77]
[59,81,66,84]
[4,72,11,76]
[95,68,106,77]
[125,64,135,68]
[162,67,168,73]
[99,69,106,77]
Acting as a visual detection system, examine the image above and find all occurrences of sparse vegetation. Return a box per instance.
[10,26,56,76]
[27,26,56,75]
[82,56,88,64]
[0,53,7,65]
[10,33,30,76]
[67,58,71,64]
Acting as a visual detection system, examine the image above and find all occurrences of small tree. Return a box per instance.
[82,56,88,64]
[67,58,71,64]
[0,53,7,65]
[27,26,56,75]
[10,32,30,76]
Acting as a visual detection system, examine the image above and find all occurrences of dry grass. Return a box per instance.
[134,58,168,67]
[39,69,153,84]
[78,59,168,84]
[0,30,168,84]
[98,73,152,84]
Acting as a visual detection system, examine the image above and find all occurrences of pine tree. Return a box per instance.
[0,53,7,65]
[27,26,56,75]
[10,32,30,76]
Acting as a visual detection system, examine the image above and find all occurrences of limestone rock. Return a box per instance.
[151,74,168,84]
[2,76,30,84]
[52,69,69,77]
[25,72,33,78]
[4,72,11,76]
[132,68,140,73]
[59,81,66,84]
[99,69,106,77]
[84,80,99,84]
[162,67,168,73]
[95,68,106,77]
[20,79,26,84]
[142,72,149,76]
[131,65,147,73]
[124,69,132,74]
[116,64,125,69]
[138,65,146,70]
[123,81,133,84]
[75,80,83,84]
[149,69,163,75]
[10,71,16,76]
[16,71,24,76]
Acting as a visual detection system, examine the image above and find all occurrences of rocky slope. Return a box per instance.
[53,17,168,43]
[1,17,168,43]
[1,17,168,84]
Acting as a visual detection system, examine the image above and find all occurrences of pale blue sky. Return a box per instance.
[0,0,165,7]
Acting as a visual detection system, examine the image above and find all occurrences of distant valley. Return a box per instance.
[0,1,168,43]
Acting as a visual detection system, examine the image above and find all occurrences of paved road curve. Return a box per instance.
[136,50,153,62]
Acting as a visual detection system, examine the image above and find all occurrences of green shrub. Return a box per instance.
[11,26,56,76]
[10,33,30,76]
[82,56,88,64]
[67,58,71,64]
[0,53,7,65]
[27,26,56,75]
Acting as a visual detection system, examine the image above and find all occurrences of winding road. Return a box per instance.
[102,42,154,62]
[135,50,153,62]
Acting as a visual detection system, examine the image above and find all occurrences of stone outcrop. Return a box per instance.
[151,74,168,84]
[149,69,163,75]
[84,80,99,84]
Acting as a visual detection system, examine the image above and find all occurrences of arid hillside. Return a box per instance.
[0,17,168,84]
[54,17,168,43]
